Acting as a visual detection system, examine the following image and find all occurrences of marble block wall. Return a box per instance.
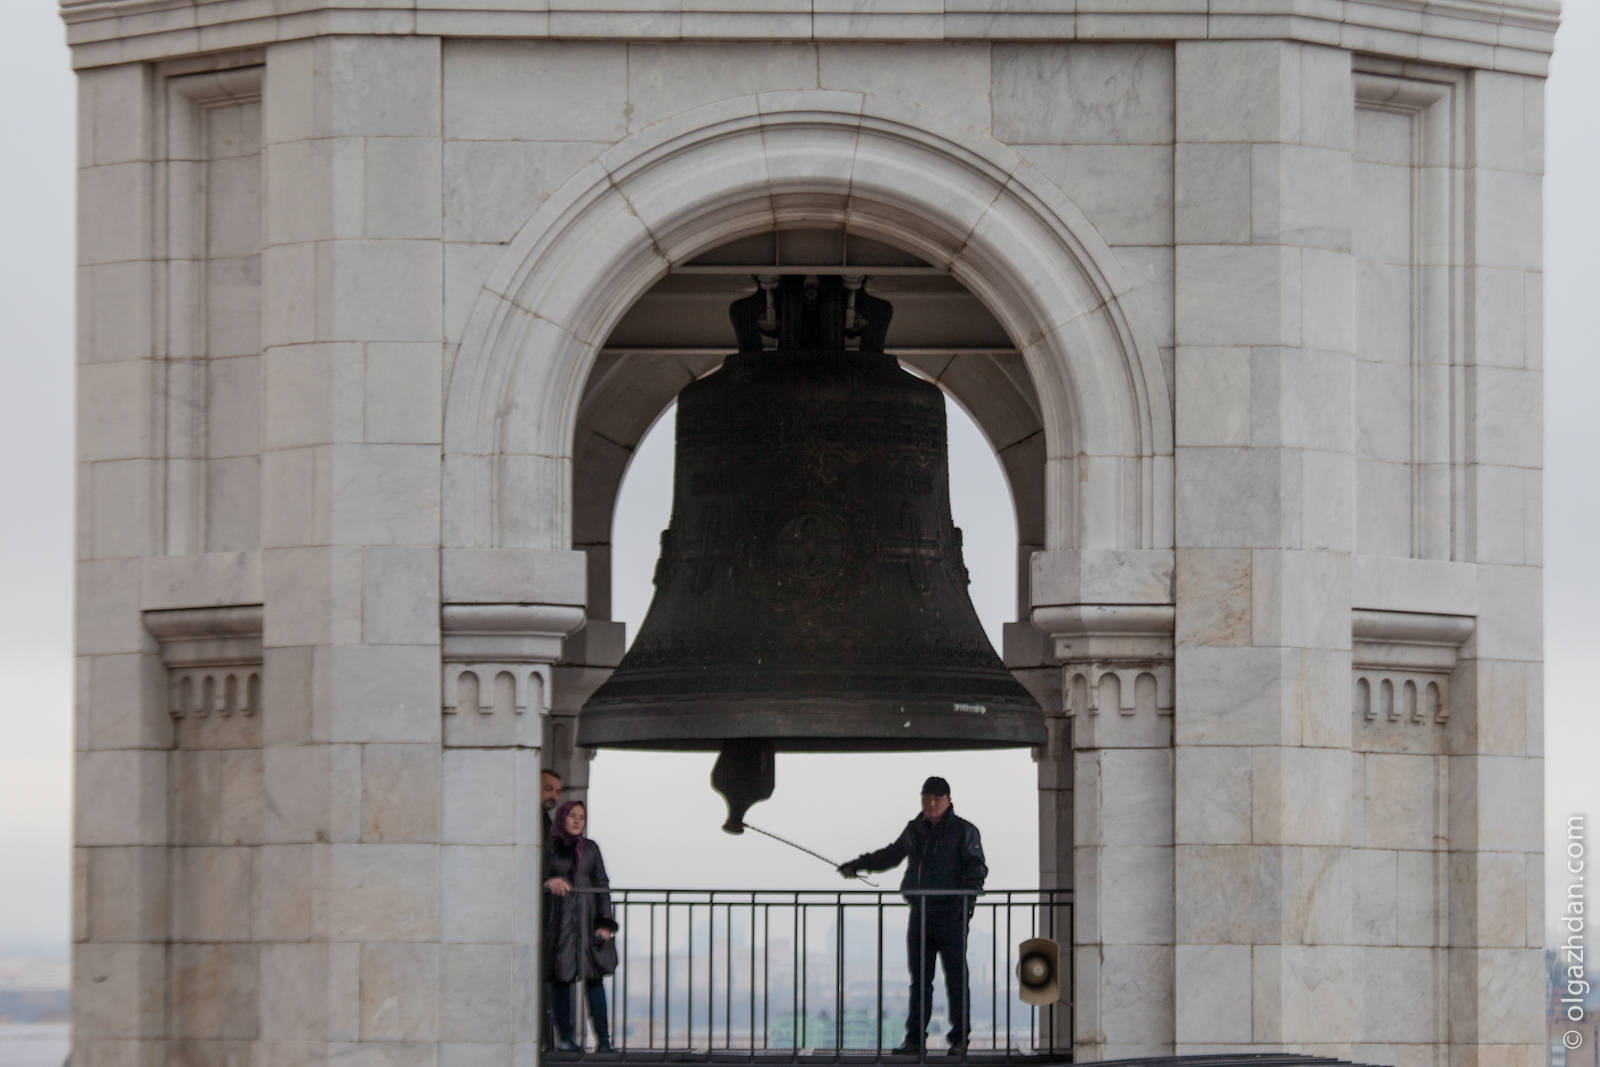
[65,3,1554,1065]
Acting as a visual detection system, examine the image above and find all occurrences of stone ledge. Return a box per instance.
[440,602,587,663]
[144,604,263,669]
[59,0,1558,75]
[1031,602,1176,664]
[1352,608,1474,673]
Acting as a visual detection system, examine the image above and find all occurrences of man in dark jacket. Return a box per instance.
[838,776,987,1055]
[538,769,562,1050]
[540,769,563,837]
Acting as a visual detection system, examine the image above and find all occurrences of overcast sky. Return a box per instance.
[1,2,1594,955]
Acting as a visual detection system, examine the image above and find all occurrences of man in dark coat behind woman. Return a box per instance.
[539,769,563,1051]
[544,799,618,1052]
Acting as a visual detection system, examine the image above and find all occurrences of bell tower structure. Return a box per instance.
[64,2,1554,1065]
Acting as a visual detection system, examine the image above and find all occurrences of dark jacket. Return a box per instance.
[848,807,987,912]
[543,837,619,983]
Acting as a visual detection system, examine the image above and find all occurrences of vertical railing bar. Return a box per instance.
[796,895,806,1049]
[990,896,998,1051]
[619,893,629,1053]
[763,902,771,1051]
[666,897,674,1052]
[1028,901,1036,1054]
[920,896,927,1056]
[709,898,716,1054]
[834,892,845,1060]
[725,901,732,1051]
[703,896,711,1057]
[1043,894,1051,1056]
[749,897,757,1054]
[959,890,969,1060]
[800,893,809,1052]
[875,892,884,1062]
[1041,895,1049,1056]
[1052,892,1061,1057]
[1005,896,1013,1057]
[649,900,658,1051]
[689,900,697,1056]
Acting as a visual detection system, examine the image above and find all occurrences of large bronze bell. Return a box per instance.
[577,275,1045,825]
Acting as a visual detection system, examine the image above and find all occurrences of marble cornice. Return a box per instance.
[441,603,588,664]
[59,0,1559,75]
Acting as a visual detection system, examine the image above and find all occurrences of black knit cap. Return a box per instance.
[920,776,951,797]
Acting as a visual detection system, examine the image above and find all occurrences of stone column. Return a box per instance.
[439,598,586,1065]
[72,59,172,1067]
[1441,67,1548,1067]
[255,34,451,1066]
[1032,550,1175,1062]
[1171,41,1359,1053]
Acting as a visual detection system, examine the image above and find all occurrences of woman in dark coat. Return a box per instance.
[544,800,618,1052]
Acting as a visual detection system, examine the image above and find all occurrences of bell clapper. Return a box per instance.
[710,739,776,833]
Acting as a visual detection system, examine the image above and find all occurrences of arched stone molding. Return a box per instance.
[443,91,1174,559]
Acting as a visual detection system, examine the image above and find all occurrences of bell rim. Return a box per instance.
[576,692,1047,751]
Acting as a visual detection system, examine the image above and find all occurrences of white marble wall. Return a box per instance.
[69,7,1548,1066]
[1171,35,1363,1056]
[1444,62,1548,1066]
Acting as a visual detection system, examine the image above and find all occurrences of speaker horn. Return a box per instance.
[1016,937,1060,1007]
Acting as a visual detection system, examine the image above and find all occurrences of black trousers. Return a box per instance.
[549,978,610,1046]
[905,906,970,1044]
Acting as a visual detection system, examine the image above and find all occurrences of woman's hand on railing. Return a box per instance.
[544,877,573,896]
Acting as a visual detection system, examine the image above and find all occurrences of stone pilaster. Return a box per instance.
[1440,65,1548,1067]
[439,602,586,1064]
[253,35,447,1066]
[73,58,171,1067]
[1032,550,1175,1061]
[1172,39,1360,1054]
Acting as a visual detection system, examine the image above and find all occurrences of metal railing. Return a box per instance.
[551,888,1072,1061]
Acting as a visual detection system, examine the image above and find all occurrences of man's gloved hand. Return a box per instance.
[837,863,859,880]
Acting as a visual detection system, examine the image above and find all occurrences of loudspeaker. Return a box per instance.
[1016,937,1060,1006]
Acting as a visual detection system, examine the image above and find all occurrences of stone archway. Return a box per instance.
[440,92,1179,1060]
[442,92,1173,559]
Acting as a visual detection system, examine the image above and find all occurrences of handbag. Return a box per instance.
[591,932,619,976]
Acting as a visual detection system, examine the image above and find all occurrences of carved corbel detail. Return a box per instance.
[1031,604,1174,750]
[144,604,264,745]
[440,604,586,748]
[1351,609,1473,732]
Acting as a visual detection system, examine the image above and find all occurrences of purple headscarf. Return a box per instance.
[551,799,587,865]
